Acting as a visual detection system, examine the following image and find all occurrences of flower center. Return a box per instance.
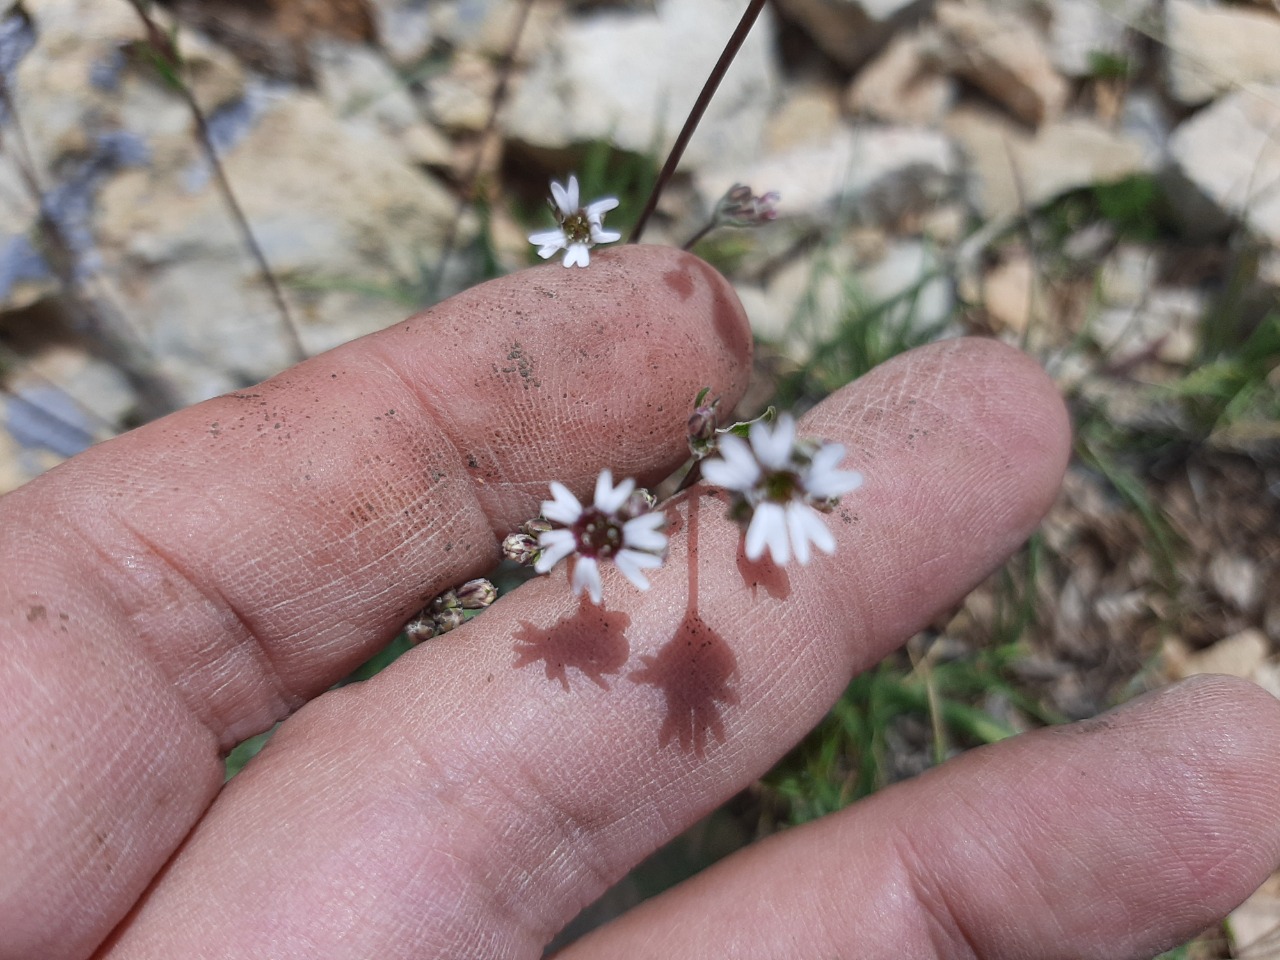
[760,469,802,503]
[561,211,592,244]
[573,507,623,558]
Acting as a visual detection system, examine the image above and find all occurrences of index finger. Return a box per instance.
[0,245,751,960]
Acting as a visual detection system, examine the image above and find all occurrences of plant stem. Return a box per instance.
[428,0,535,297]
[126,0,308,366]
[628,0,766,244]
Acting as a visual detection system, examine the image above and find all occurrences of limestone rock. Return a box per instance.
[311,40,452,166]
[1048,0,1149,77]
[95,94,457,399]
[946,107,1154,220]
[764,83,842,153]
[366,0,435,67]
[772,0,924,71]
[697,124,956,226]
[1169,84,1280,245]
[930,0,1069,126]
[503,0,778,172]
[1165,0,1280,106]
[847,32,956,126]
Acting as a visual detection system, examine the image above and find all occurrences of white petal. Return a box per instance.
[784,501,831,565]
[563,243,590,268]
[795,502,837,557]
[542,481,583,525]
[594,469,634,514]
[809,467,863,500]
[537,244,562,260]
[586,196,619,219]
[701,434,760,491]
[572,556,603,604]
[622,513,667,552]
[564,174,581,212]
[550,179,573,216]
[745,502,789,565]
[751,414,795,471]
[534,529,576,573]
[808,441,845,475]
[529,228,566,246]
[614,548,663,591]
[591,226,622,244]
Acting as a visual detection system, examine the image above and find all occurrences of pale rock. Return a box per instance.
[1090,287,1203,365]
[1228,872,1280,960]
[1098,244,1157,307]
[946,107,1153,221]
[1165,0,1280,106]
[772,0,924,71]
[1209,552,1264,613]
[1176,629,1270,679]
[857,240,954,334]
[429,0,559,62]
[697,125,956,225]
[95,95,457,400]
[846,31,956,127]
[983,253,1037,334]
[1169,84,1280,245]
[366,0,435,67]
[764,84,842,153]
[757,254,848,360]
[504,0,778,172]
[1048,0,1148,77]
[930,0,1070,126]
[424,51,499,133]
[311,40,452,166]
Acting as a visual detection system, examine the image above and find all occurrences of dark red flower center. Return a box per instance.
[572,507,623,558]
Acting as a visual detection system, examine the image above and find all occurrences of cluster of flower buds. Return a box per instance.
[502,517,552,566]
[688,387,721,459]
[404,577,497,644]
[714,183,780,228]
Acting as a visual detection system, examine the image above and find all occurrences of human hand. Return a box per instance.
[2,246,1276,960]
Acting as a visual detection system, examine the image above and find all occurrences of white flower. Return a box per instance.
[528,174,622,268]
[534,469,667,604]
[701,413,863,566]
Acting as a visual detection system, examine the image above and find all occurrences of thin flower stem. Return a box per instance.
[126,0,308,366]
[428,0,535,297]
[681,220,716,251]
[0,70,184,419]
[628,0,767,244]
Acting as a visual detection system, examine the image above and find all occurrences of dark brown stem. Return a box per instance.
[681,220,717,251]
[628,0,767,245]
[428,0,535,297]
[126,0,307,366]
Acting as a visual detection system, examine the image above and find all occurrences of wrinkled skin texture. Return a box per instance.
[0,246,1277,960]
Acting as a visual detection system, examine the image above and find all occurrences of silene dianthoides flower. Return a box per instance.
[528,174,621,268]
[701,413,863,566]
[534,469,667,604]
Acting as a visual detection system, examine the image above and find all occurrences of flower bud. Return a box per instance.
[688,394,721,458]
[503,532,539,565]
[404,611,437,644]
[623,487,658,520]
[714,184,780,227]
[521,517,553,537]
[430,589,460,615]
[432,606,466,635]
[456,577,497,609]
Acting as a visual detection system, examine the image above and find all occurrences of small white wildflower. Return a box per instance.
[528,174,622,268]
[534,469,667,604]
[701,413,863,566]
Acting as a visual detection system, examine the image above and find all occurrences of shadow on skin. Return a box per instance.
[512,596,631,692]
[630,495,739,758]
